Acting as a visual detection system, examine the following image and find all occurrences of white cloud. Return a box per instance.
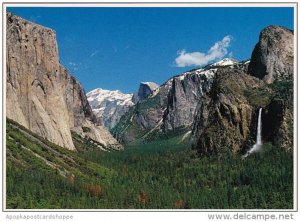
[175,35,233,67]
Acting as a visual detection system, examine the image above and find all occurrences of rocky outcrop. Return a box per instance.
[114,25,293,152]
[247,25,294,150]
[6,12,121,150]
[112,92,165,144]
[162,68,215,131]
[6,12,75,150]
[113,59,254,145]
[192,25,293,154]
[113,63,225,144]
[87,82,159,130]
[60,66,122,149]
[60,65,97,127]
[262,81,293,150]
[248,26,294,84]
[87,88,134,129]
[132,82,159,103]
[137,82,159,100]
[192,68,266,154]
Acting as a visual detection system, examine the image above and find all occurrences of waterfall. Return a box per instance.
[244,108,263,157]
[255,108,262,145]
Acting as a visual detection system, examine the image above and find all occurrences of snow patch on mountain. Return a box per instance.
[87,88,134,129]
[210,58,238,67]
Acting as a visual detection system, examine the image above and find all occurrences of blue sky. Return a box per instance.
[7,7,294,94]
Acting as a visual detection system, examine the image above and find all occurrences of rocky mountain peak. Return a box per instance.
[210,58,238,67]
[259,25,293,39]
[132,81,159,103]
[248,25,294,84]
[192,25,293,154]
[138,82,159,98]
[87,88,134,129]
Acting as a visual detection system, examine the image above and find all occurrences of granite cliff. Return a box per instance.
[112,59,239,144]
[113,26,293,154]
[248,26,293,84]
[6,12,122,150]
[192,25,294,154]
[192,67,267,154]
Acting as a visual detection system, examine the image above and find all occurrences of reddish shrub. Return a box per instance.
[67,174,75,185]
[138,191,148,205]
[174,199,184,209]
[85,184,102,197]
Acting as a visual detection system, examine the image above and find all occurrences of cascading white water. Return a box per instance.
[255,108,262,145]
[244,108,263,157]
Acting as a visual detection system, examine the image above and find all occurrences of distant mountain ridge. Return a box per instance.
[112,58,247,144]
[112,28,293,154]
[87,88,134,129]
[87,82,159,129]
[87,59,241,131]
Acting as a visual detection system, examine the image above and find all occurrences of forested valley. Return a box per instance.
[6,119,293,209]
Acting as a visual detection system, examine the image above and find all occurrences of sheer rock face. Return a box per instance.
[247,25,294,150]
[248,26,294,84]
[6,12,75,150]
[60,65,122,149]
[134,70,214,131]
[138,82,159,99]
[6,12,121,150]
[113,59,248,145]
[263,96,293,150]
[113,67,216,144]
[60,65,96,128]
[162,69,214,131]
[132,82,159,103]
[192,25,294,154]
[192,68,266,154]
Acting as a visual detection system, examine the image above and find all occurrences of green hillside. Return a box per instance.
[6,119,293,209]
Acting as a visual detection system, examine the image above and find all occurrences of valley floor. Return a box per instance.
[6,119,293,209]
